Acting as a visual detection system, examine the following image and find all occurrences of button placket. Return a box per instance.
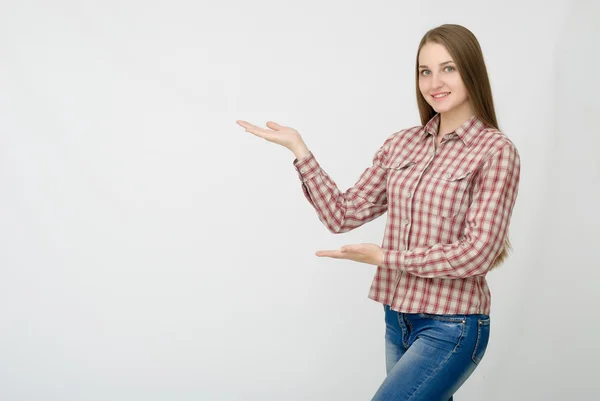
[402,136,437,252]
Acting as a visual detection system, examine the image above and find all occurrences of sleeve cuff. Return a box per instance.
[293,151,321,182]
[381,249,406,270]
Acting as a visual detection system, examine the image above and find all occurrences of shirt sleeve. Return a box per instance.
[292,135,395,233]
[380,143,521,278]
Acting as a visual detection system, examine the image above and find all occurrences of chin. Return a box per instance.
[431,103,455,114]
[429,104,448,114]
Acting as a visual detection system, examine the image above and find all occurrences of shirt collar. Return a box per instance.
[422,113,484,147]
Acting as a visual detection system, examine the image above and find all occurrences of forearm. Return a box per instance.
[381,235,505,279]
[294,145,389,233]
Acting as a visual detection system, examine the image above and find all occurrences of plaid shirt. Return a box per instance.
[293,113,520,315]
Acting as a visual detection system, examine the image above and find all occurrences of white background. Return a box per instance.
[1,0,599,400]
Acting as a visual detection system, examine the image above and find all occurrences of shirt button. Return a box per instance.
[405,192,411,198]
[445,173,452,178]
[394,162,400,168]
[404,219,409,225]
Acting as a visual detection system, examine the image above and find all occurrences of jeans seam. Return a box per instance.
[471,318,489,364]
[452,318,466,353]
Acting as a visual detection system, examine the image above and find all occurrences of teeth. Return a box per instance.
[433,93,450,98]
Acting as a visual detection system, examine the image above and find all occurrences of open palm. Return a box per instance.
[316,243,383,266]
[236,120,302,150]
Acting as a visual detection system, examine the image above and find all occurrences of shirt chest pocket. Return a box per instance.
[416,168,473,218]
[383,158,416,189]
[383,157,416,199]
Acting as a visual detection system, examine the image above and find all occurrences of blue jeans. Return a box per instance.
[372,304,490,401]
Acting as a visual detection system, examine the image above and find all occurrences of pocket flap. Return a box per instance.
[433,169,471,181]
[385,159,415,170]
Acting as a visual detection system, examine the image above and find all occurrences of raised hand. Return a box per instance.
[236,120,309,157]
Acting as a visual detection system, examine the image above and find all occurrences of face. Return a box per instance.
[418,42,471,116]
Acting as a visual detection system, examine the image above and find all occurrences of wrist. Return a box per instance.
[290,142,310,160]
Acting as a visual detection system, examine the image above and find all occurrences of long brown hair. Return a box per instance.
[415,24,511,271]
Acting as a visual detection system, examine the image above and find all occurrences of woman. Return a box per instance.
[236,24,520,401]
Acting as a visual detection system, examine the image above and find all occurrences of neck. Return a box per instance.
[438,102,475,136]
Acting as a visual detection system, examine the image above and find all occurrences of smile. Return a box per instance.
[432,92,450,102]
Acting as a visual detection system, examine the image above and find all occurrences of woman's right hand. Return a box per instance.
[236,120,309,159]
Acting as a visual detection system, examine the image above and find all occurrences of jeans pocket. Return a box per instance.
[472,317,490,365]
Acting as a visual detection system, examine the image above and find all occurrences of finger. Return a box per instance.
[237,120,276,132]
[237,120,262,131]
[266,121,284,131]
[315,250,345,259]
[237,121,276,141]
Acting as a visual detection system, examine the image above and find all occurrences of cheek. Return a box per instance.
[451,78,467,94]
[454,86,468,101]
[418,80,428,97]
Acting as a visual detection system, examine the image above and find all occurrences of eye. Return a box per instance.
[420,69,430,76]
[444,66,456,72]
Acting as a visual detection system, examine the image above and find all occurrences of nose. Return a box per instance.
[431,72,443,89]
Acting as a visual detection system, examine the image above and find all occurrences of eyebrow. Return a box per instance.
[418,61,454,68]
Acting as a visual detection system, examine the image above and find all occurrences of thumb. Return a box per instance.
[266,121,284,131]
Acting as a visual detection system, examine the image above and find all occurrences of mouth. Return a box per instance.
[431,92,450,101]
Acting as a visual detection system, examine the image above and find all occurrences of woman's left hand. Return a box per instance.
[316,243,383,266]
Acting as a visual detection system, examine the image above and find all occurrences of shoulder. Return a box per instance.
[475,126,520,163]
[470,129,521,180]
[380,124,425,150]
[370,125,424,166]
